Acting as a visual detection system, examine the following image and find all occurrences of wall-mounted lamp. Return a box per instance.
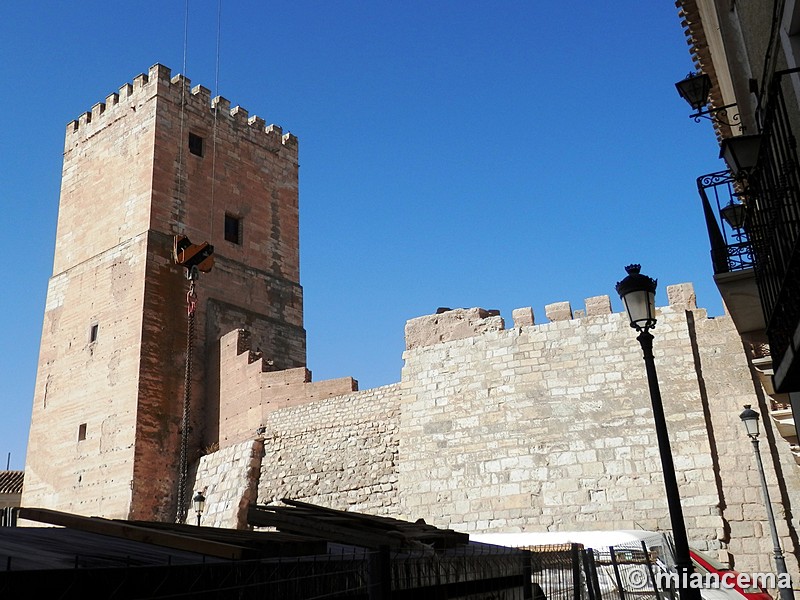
[675,72,741,130]
[719,200,747,231]
[719,134,763,179]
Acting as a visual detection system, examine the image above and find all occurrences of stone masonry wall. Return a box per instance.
[691,313,800,576]
[397,289,800,583]
[218,329,358,447]
[192,439,263,529]
[399,300,718,536]
[22,235,147,519]
[191,283,800,586]
[190,334,402,525]
[257,384,402,515]
[191,383,402,526]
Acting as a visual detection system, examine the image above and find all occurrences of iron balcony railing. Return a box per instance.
[751,69,800,386]
[699,68,800,387]
[697,170,754,275]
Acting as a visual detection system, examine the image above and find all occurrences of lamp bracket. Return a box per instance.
[689,103,743,131]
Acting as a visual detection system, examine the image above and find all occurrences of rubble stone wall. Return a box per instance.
[257,384,402,515]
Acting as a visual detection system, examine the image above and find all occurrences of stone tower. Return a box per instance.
[22,64,305,520]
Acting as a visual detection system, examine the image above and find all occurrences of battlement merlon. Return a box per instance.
[64,63,298,156]
[405,283,702,350]
[405,308,506,351]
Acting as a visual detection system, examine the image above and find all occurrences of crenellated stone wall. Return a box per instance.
[191,283,800,584]
[399,298,718,536]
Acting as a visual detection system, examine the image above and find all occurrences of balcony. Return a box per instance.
[697,170,766,337]
[698,69,800,393]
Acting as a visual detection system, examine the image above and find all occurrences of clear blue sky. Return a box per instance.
[0,2,725,471]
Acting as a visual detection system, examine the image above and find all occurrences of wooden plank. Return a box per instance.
[128,520,327,556]
[248,505,404,549]
[279,498,469,545]
[18,508,250,560]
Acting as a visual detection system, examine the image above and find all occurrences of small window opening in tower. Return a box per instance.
[225,213,242,244]
[188,132,204,157]
[78,423,87,441]
[89,323,99,343]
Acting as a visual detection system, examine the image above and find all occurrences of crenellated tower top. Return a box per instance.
[65,63,297,157]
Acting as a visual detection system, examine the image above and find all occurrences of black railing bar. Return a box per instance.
[697,175,731,274]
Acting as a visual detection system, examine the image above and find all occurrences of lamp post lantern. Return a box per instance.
[616,264,701,600]
[719,134,763,179]
[674,72,741,129]
[193,490,206,527]
[739,405,794,600]
[675,72,712,112]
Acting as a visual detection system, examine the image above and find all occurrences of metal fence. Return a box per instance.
[0,507,17,527]
[0,544,529,600]
[0,530,687,600]
[514,539,675,600]
[528,544,583,600]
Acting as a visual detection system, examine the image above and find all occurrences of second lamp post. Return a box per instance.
[616,264,701,600]
[739,405,794,600]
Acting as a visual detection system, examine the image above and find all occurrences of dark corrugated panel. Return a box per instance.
[0,471,23,495]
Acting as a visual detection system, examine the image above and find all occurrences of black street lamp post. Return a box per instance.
[616,264,701,600]
[739,405,794,600]
[193,490,206,527]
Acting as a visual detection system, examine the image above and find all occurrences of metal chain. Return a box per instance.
[176,276,197,523]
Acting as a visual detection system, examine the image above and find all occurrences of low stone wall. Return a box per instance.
[218,329,358,447]
[192,439,263,529]
[257,384,402,515]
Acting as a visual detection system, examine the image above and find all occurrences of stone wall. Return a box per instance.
[191,284,800,584]
[192,439,263,529]
[257,384,402,515]
[398,299,718,537]
[22,235,147,519]
[691,313,800,575]
[218,329,358,447]
[395,290,800,579]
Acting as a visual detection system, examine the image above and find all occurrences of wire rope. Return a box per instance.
[210,0,222,238]
[175,0,192,525]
